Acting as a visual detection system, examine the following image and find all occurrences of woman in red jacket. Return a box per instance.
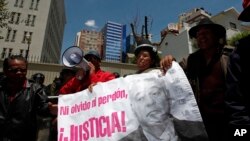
[59,50,115,94]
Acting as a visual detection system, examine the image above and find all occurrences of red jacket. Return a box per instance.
[59,69,115,95]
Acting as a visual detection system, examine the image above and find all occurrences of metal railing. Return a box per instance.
[0,58,137,85]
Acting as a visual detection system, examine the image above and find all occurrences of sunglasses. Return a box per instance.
[8,68,27,73]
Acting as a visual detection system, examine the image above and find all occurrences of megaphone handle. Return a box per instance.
[78,58,89,70]
[82,58,89,64]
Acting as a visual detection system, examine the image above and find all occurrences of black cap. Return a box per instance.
[84,50,101,61]
[32,73,45,79]
[32,73,45,84]
[189,18,226,39]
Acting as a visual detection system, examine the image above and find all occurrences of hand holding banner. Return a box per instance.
[58,62,208,141]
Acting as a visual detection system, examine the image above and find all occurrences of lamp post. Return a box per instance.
[25,33,31,60]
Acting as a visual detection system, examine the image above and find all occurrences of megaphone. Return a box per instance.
[62,46,89,70]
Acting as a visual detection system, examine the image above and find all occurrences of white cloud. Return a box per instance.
[84,20,98,28]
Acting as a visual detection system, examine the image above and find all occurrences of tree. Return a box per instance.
[228,31,250,46]
[0,0,10,39]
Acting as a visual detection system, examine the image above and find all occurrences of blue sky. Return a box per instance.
[61,0,242,55]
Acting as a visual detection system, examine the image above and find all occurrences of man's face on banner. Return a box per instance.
[131,80,170,127]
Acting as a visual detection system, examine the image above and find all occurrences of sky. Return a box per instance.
[61,0,243,55]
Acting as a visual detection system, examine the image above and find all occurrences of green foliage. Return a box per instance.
[0,0,10,27]
[228,31,250,46]
[131,56,136,64]
[0,0,10,39]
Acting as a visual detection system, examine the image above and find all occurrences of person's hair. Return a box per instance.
[60,68,77,77]
[113,72,120,78]
[3,55,28,71]
[59,68,78,83]
[84,50,101,62]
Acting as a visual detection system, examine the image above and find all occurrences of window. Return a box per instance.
[9,12,15,24]
[23,32,33,43]
[14,0,19,7]
[26,15,31,26]
[26,15,36,26]
[20,0,24,8]
[29,32,33,41]
[5,29,11,41]
[16,13,21,24]
[8,49,13,57]
[230,22,237,29]
[11,30,17,42]
[35,0,40,10]
[1,48,7,58]
[22,31,28,43]
[31,15,36,26]
[20,49,24,56]
[30,0,34,9]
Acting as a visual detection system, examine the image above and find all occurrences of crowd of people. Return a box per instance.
[0,0,249,141]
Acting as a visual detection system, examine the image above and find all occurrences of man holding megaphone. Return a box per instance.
[59,49,115,94]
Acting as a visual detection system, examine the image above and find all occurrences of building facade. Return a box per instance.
[212,7,246,39]
[159,7,247,61]
[74,30,103,58]
[102,21,126,62]
[0,0,66,64]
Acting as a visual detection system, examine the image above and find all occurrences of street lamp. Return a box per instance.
[25,33,31,60]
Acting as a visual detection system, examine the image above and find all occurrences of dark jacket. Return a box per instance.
[119,126,148,141]
[182,47,230,141]
[225,35,250,129]
[0,78,50,141]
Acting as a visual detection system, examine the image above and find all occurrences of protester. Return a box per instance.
[45,77,64,141]
[134,39,160,74]
[59,50,115,94]
[30,73,52,141]
[45,68,77,97]
[160,18,228,141]
[0,72,5,81]
[0,55,57,141]
[31,73,46,87]
[45,77,60,96]
[84,50,115,83]
[59,68,77,87]
[225,0,250,139]
[121,39,208,141]
[49,50,114,141]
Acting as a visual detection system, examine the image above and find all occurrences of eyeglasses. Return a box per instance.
[8,68,27,73]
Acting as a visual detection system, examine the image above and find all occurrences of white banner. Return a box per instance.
[58,62,207,141]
